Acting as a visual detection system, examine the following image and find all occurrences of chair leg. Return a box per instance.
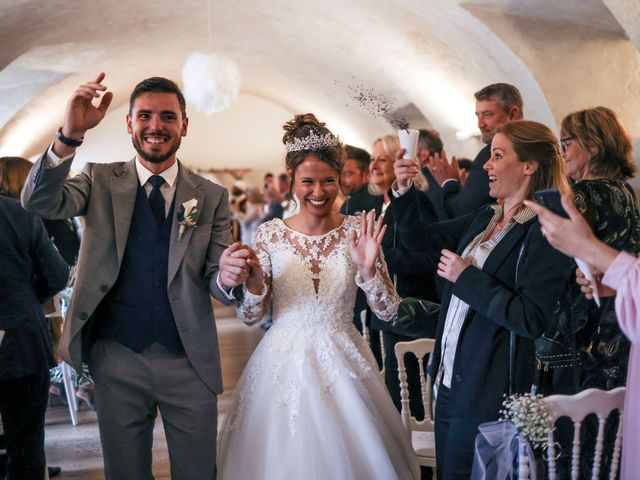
[60,362,79,425]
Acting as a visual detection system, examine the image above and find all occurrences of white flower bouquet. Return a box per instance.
[500,393,553,449]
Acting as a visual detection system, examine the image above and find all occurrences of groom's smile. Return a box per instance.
[127,92,188,170]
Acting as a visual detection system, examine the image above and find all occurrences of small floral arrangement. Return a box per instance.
[177,198,199,241]
[500,393,553,448]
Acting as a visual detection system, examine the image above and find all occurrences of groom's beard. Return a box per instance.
[132,133,181,164]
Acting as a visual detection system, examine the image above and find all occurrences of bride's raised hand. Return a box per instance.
[349,210,387,281]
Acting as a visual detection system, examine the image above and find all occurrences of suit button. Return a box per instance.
[100,285,109,293]
[80,312,89,321]
[454,374,463,383]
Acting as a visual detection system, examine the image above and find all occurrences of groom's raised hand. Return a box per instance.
[54,72,113,158]
[219,242,254,290]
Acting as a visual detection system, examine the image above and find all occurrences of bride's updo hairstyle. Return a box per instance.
[282,113,344,197]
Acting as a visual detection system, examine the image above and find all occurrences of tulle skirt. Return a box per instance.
[218,321,419,480]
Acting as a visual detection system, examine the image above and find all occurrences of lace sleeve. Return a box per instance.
[236,224,273,325]
[355,250,400,321]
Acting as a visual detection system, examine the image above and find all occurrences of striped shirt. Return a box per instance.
[436,204,536,389]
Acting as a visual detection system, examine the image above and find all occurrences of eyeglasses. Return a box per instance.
[560,136,575,153]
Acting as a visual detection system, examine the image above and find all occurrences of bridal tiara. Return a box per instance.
[285,130,341,153]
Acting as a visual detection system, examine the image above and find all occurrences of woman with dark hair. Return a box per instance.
[217,114,418,479]
[0,158,69,479]
[393,120,574,478]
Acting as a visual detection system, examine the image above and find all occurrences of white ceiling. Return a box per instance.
[0,0,638,180]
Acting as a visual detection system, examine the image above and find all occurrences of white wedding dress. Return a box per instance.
[218,217,419,480]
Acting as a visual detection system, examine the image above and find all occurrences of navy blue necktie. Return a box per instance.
[148,175,166,226]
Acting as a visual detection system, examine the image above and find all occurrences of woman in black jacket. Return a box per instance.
[0,160,69,480]
[393,120,574,479]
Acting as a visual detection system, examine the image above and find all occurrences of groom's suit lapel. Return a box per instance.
[110,159,138,266]
[168,163,205,285]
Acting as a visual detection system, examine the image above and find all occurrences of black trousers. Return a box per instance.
[0,370,50,480]
[434,385,480,480]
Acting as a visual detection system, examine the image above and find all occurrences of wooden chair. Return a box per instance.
[518,387,625,480]
[395,338,436,470]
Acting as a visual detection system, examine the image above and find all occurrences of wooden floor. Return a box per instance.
[44,306,264,479]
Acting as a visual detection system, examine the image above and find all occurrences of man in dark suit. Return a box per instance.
[338,145,382,364]
[421,83,524,219]
[339,145,377,215]
[22,73,249,480]
[0,195,69,480]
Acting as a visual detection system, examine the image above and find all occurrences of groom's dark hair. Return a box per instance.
[129,77,187,116]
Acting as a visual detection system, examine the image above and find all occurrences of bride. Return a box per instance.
[217,114,419,479]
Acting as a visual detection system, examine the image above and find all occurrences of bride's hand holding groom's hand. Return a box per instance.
[220,242,257,290]
[350,210,387,282]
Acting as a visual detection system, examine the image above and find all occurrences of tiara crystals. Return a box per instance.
[285,130,341,153]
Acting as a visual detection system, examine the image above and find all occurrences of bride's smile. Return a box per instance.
[293,155,340,218]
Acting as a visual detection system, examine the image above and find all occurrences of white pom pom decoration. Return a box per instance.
[181,52,241,115]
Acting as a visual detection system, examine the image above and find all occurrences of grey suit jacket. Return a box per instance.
[22,154,233,394]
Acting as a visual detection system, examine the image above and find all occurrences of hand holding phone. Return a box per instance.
[533,189,600,306]
[574,258,601,307]
[533,189,569,218]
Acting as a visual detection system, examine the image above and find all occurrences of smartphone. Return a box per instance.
[534,189,569,218]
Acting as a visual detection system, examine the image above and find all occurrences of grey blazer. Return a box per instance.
[22,154,233,394]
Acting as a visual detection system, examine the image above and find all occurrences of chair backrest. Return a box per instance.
[394,338,435,434]
[359,309,370,345]
[519,387,625,480]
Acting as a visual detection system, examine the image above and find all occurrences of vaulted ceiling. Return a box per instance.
[1,0,638,185]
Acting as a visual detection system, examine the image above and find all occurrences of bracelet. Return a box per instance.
[56,127,84,147]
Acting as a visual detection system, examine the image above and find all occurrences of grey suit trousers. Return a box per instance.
[89,339,218,480]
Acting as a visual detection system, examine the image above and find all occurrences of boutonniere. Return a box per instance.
[177,198,199,241]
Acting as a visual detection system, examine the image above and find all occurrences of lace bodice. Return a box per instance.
[237,216,399,326]
[226,216,402,437]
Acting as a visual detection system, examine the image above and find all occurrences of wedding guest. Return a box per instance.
[0,177,69,479]
[394,120,574,478]
[277,172,296,218]
[340,145,381,365]
[537,106,639,395]
[218,113,418,479]
[229,179,248,242]
[424,83,523,220]
[0,157,76,478]
[372,135,438,423]
[456,158,472,186]
[232,186,265,246]
[533,106,640,478]
[21,73,245,479]
[261,180,285,223]
[370,134,427,213]
[527,195,640,480]
[340,145,377,215]
[417,128,446,217]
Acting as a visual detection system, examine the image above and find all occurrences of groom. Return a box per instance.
[22,73,252,479]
